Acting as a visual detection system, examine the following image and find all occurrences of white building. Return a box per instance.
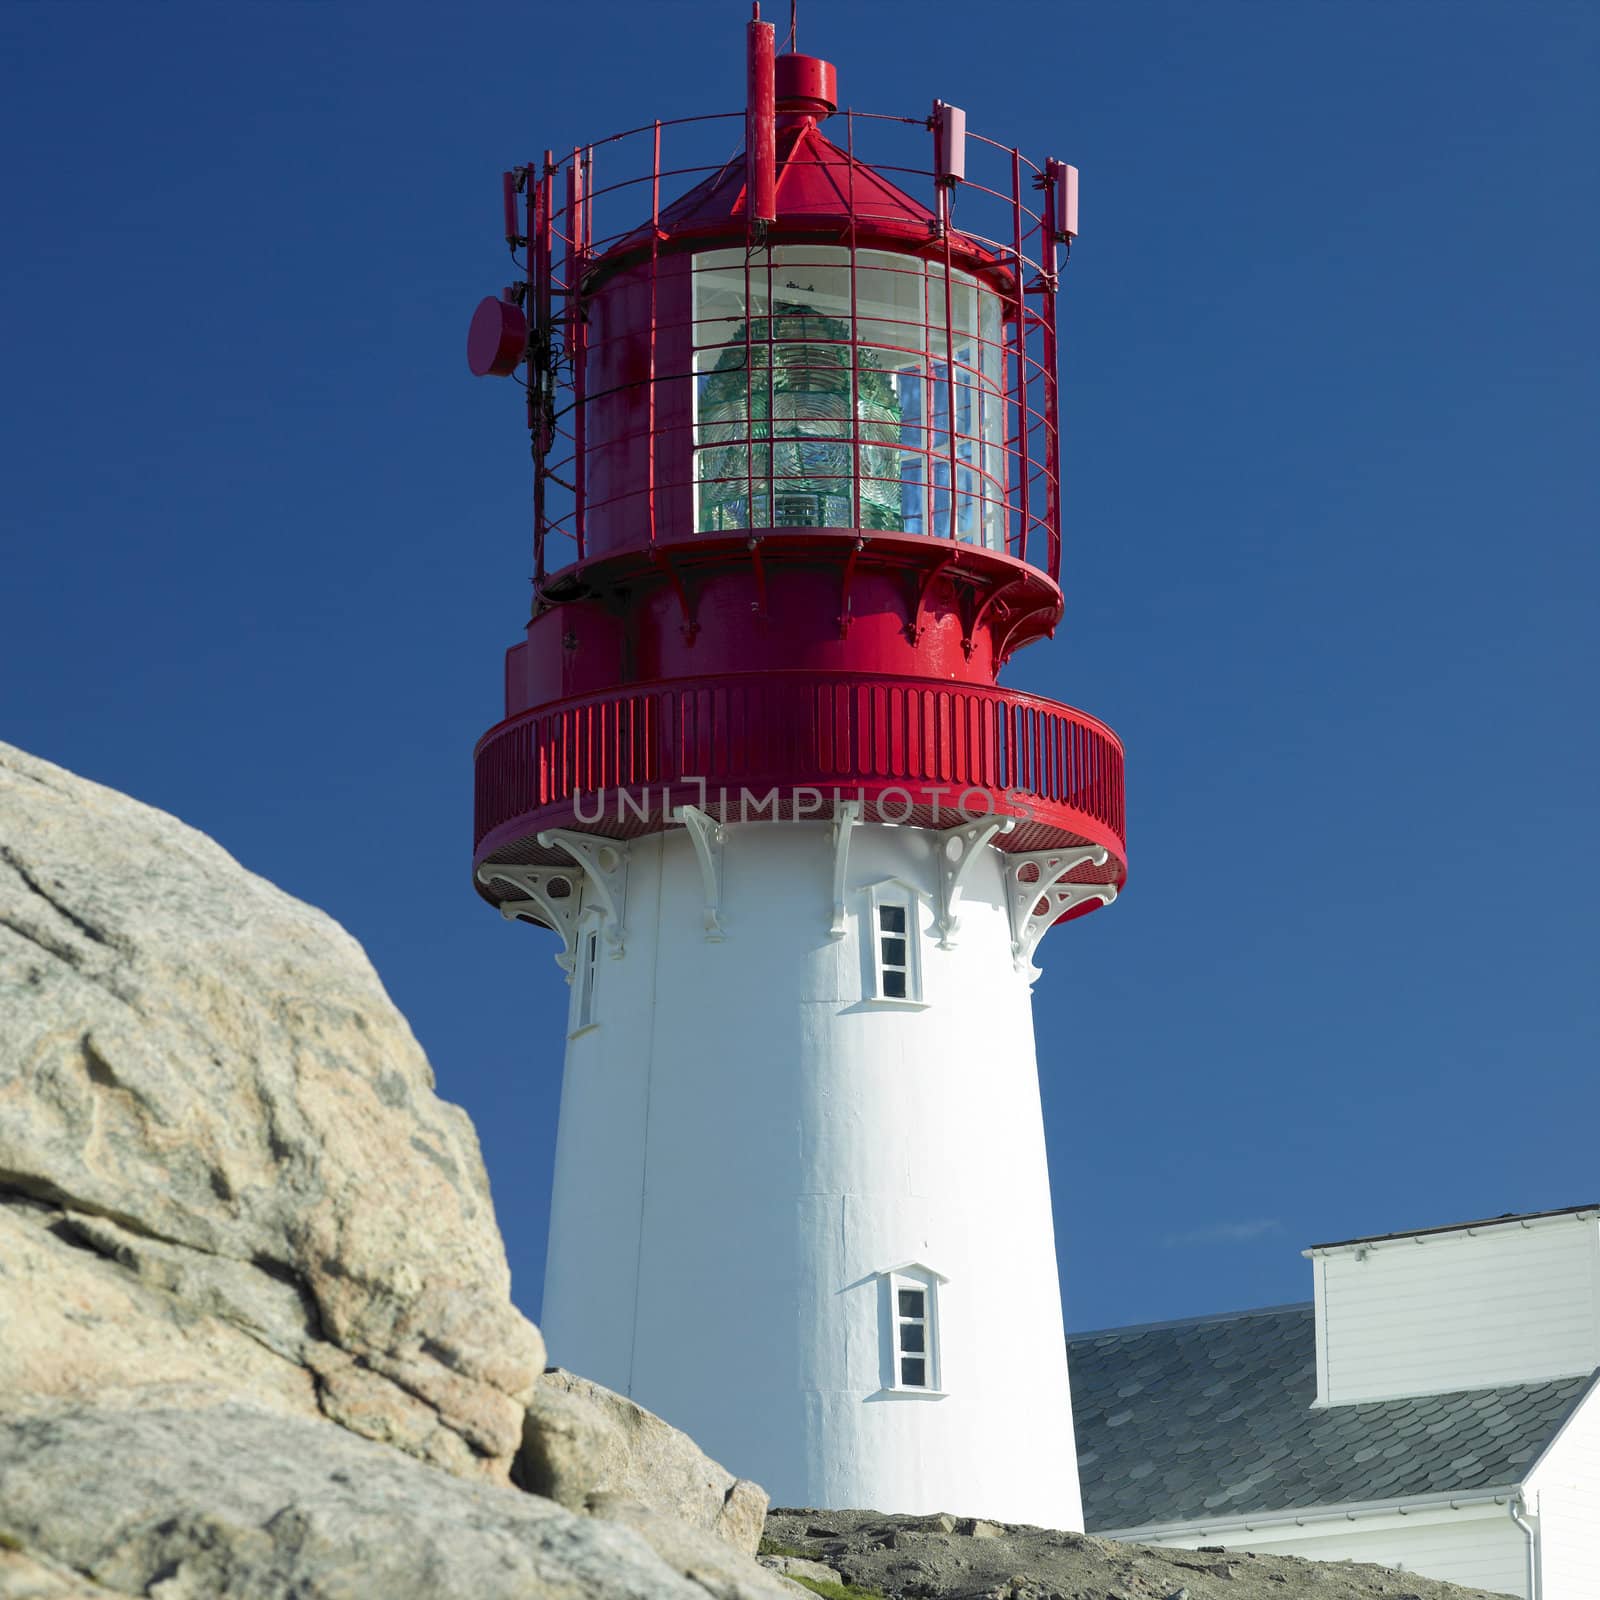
[1072,1205,1600,1598]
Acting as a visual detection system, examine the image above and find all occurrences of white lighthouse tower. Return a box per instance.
[465,16,1125,1527]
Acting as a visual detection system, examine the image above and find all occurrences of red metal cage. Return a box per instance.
[494,79,1073,596]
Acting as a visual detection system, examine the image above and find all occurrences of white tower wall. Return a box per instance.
[538,819,1084,1528]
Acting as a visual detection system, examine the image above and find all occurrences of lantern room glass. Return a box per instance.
[692,246,1006,549]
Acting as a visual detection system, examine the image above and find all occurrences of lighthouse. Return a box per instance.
[467,12,1126,1528]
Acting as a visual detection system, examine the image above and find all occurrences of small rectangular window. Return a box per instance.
[873,898,918,1002]
[888,1272,940,1392]
[573,929,600,1032]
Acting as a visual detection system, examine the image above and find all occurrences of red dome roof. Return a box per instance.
[596,118,1004,277]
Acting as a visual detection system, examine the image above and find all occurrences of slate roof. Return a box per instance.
[1068,1303,1596,1533]
[602,120,1004,272]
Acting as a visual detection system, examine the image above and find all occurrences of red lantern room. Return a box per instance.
[469,9,1124,907]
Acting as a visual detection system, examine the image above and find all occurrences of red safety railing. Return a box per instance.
[473,672,1124,867]
[500,103,1071,593]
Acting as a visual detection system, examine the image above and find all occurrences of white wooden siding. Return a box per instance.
[1314,1217,1600,1405]
[1154,1507,1528,1599]
[1527,1380,1600,1598]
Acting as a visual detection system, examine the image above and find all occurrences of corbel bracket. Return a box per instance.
[837,537,865,638]
[1006,846,1117,978]
[934,815,1016,948]
[673,805,726,941]
[473,863,584,979]
[747,536,768,620]
[655,551,700,644]
[994,600,1061,667]
[536,829,631,957]
[962,576,1029,661]
[829,799,863,937]
[904,550,958,644]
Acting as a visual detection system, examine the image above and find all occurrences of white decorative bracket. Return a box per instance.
[535,830,631,959]
[1005,846,1117,978]
[473,863,585,979]
[829,799,863,937]
[934,815,1016,948]
[673,805,726,941]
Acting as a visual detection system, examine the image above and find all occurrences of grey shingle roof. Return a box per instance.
[1068,1303,1595,1532]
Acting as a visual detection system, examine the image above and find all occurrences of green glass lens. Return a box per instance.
[698,302,905,533]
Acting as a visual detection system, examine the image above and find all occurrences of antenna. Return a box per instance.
[747,10,777,231]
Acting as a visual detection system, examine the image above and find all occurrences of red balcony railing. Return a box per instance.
[473,671,1125,876]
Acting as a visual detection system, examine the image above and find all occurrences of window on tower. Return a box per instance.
[571,925,601,1034]
[896,1285,929,1386]
[878,903,909,998]
[866,883,923,1004]
[880,1265,944,1395]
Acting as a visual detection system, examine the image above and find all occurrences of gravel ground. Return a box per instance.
[762,1508,1516,1600]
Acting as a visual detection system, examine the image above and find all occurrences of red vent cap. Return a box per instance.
[775,53,836,118]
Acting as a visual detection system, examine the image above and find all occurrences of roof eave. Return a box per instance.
[1304,1204,1600,1257]
[1094,1482,1527,1545]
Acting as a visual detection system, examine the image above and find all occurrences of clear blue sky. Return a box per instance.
[3,0,1595,1334]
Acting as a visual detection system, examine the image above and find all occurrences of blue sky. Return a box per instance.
[2,0,1595,1334]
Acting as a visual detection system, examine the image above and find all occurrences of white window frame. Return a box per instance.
[569,914,602,1037]
[866,880,925,1006]
[881,1263,946,1397]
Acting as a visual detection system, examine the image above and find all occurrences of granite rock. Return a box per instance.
[523,1368,770,1554]
[763,1508,1520,1600]
[0,743,801,1598]
[0,741,542,1481]
[0,1403,795,1600]
[757,1553,845,1584]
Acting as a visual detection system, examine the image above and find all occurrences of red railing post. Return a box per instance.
[1010,147,1030,566]
[648,119,661,546]
[1039,162,1062,583]
[565,149,589,560]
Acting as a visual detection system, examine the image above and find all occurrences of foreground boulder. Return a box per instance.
[0,741,542,1482]
[523,1369,769,1555]
[0,743,795,1598]
[761,1508,1518,1599]
[0,1402,786,1600]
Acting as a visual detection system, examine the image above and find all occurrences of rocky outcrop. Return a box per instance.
[761,1509,1518,1599]
[523,1369,769,1554]
[0,1403,788,1600]
[0,742,795,1598]
[0,741,542,1482]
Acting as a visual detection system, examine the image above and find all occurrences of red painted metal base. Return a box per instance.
[506,528,1065,718]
